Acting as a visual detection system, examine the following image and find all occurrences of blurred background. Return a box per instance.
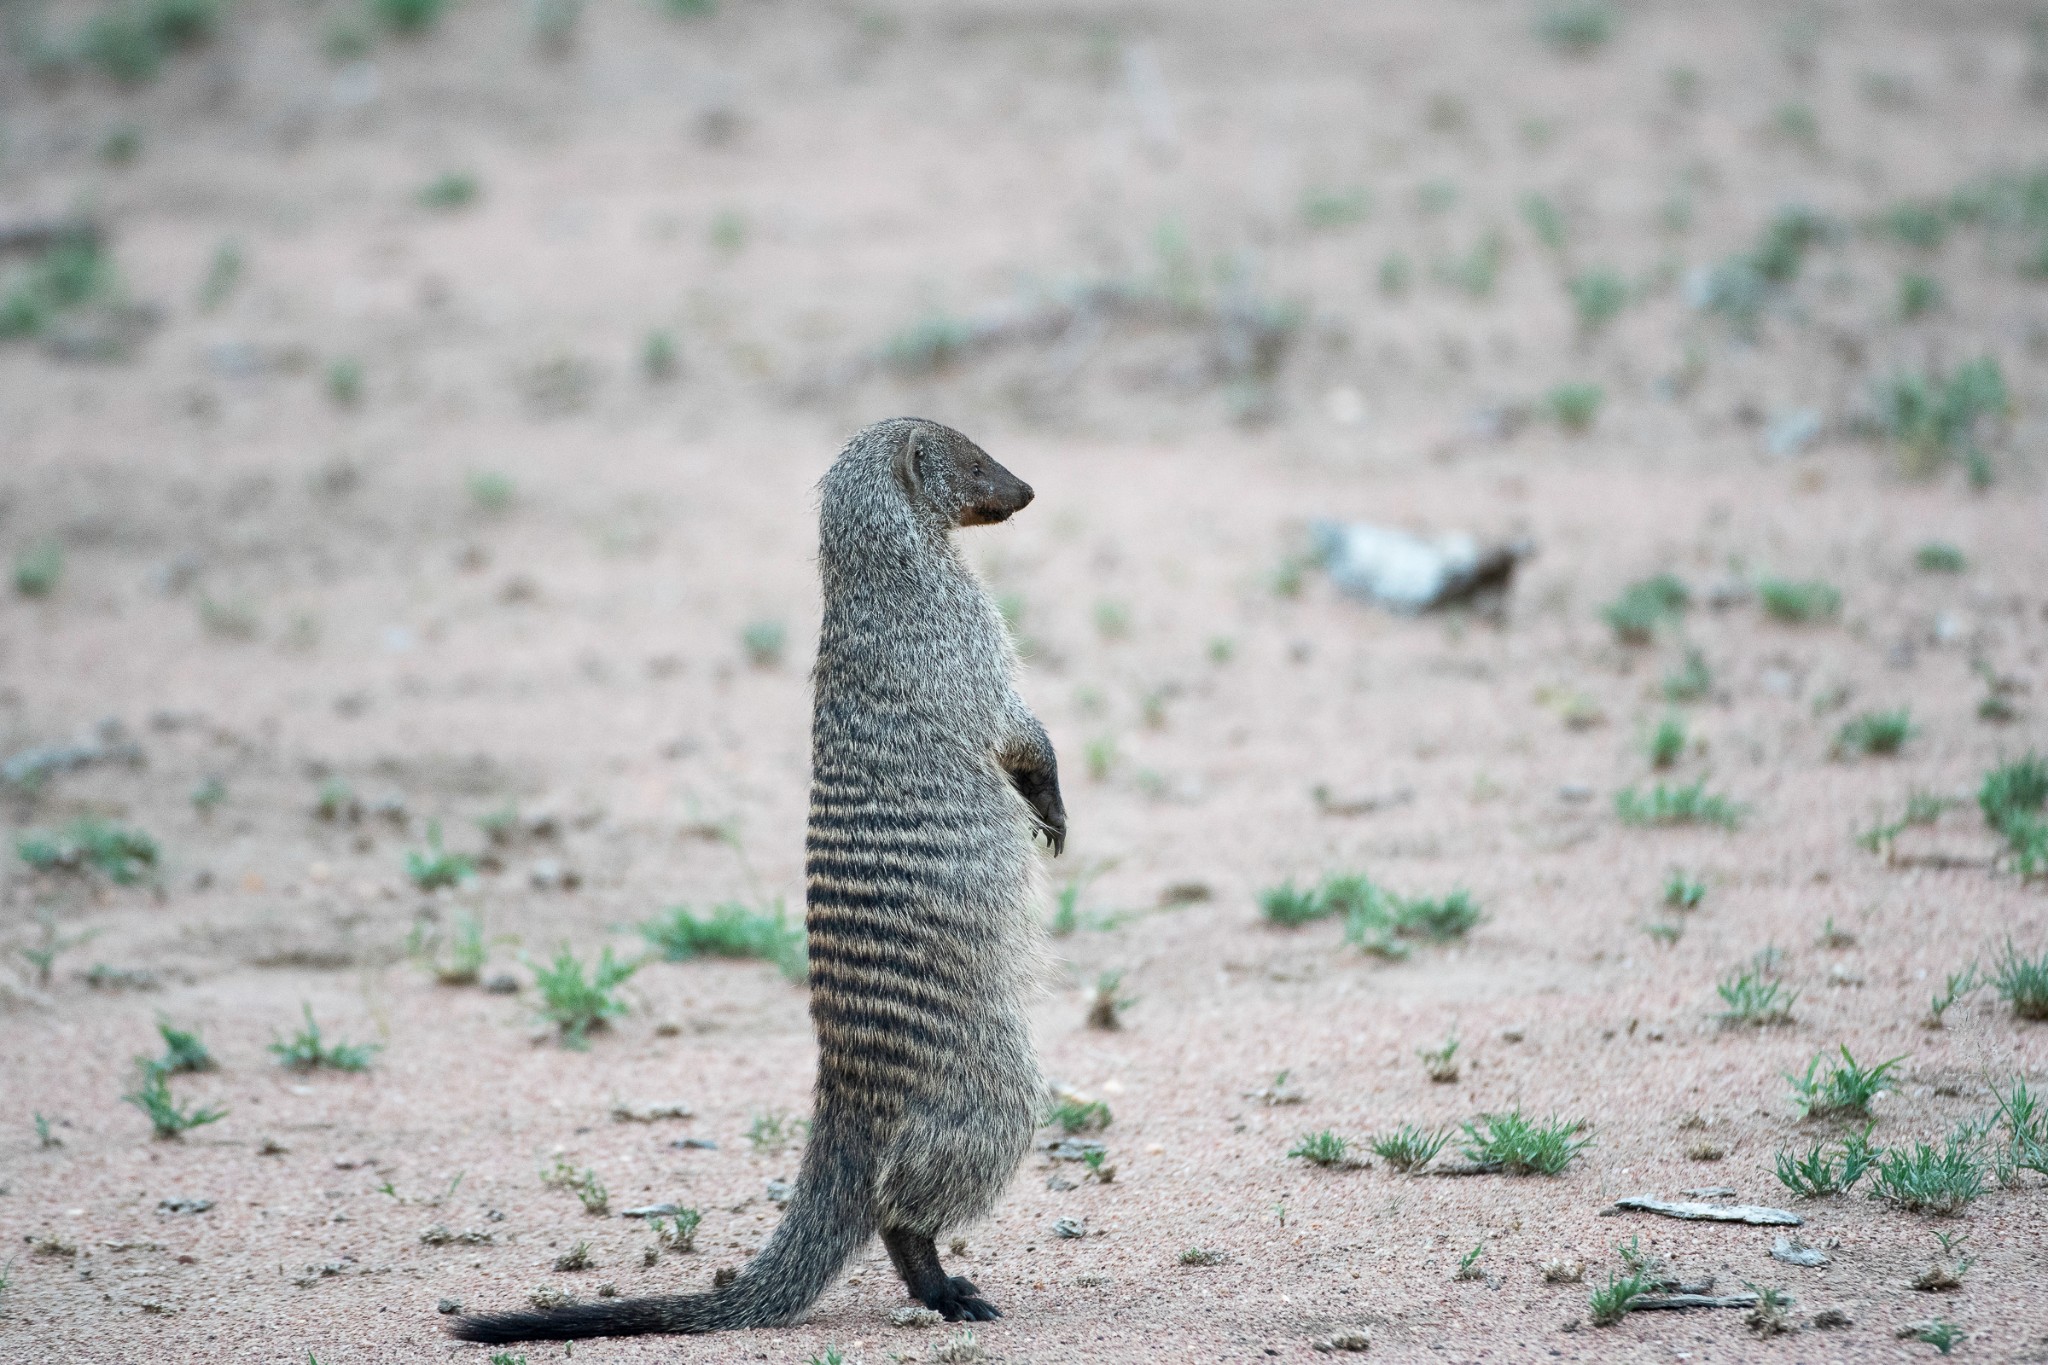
[4,2,2047,1357]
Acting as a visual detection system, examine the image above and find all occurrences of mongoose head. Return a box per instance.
[891,419,1034,528]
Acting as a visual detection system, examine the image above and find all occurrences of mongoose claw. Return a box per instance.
[925,1276,1002,1322]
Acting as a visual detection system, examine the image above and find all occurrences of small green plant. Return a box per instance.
[466,470,515,512]
[1991,941,2048,1020]
[1645,715,1687,769]
[1370,1124,1451,1173]
[190,775,226,815]
[1601,574,1688,644]
[1378,252,1412,295]
[1662,648,1712,702]
[1614,781,1744,830]
[1536,0,1616,53]
[0,231,114,340]
[406,821,475,891]
[1758,577,1841,624]
[1520,192,1567,251]
[1455,1243,1486,1280]
[1546,382,1603,433]
[34,1112,61,1148]
[1914,541,1966,573]
[1568,270,1628,331]
[16,818,159,885]
[1899,272,1944,320]
[1287,1130,1353,1168]
[740,619,786,667]
[197,240,242,310]
[653,1207,702,1252]
[151,1019,216,1074]
[1049,1097,1113,1134]
[1875,357,2009,484]
[424,912,488,985]
[642,329,679,380]
[1588,1269,1654,1327]
[1716,967,1798,1027]
[741,1113,794,1154]
[1178,1247,1225,1266]
[710,210,747,254]
[123,1064,225,1139]
[326,357,364,407]
[1460,1111,1592,1175]
[1992,1079,2048,1180]
[1049,883,1082,936]
[1091,599,1132,640]
[806,1347,846,1365]
[1914,1319,1964,1354]
[1868,1127,1986,1215]
[417,170,479,209]
[1419,1036,1460,1083]
[16,909,94,986]
[487,1353,528,1365]
[1786,1046,1904,1120]
[1980,756,2048,879]
[1435,229,1505,297]
[639,902,805,981]
[1085,970,1133,1030]
[1299,187,1371,229]
[1834,708,1915,758]
[1774,1127,1881,1197]
[374,0,447,32]
[1923,964,1980,1028]
[269,1005,379,1071]
[552,1240,594,1272]
[530,946,638,1047]
[14,541,63,597]
[541,1157,610,1215]
[1393,890,1482,942]
[1662,870,1705,910]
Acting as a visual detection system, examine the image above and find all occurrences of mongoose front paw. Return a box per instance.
[923,1276,1002,1322]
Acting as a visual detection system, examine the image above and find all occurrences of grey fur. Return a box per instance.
[449,417,1063,1344]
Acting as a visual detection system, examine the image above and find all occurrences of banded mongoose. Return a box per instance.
[451,417,1066,1343]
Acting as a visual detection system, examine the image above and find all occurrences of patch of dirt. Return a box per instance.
[3,2,2046,1362]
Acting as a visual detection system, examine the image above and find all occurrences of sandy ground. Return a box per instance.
[3,1,2047,1361]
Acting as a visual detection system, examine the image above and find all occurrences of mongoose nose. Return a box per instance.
[1014,482,1034,509]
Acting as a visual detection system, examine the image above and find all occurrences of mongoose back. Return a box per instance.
[451,417,1066,1344]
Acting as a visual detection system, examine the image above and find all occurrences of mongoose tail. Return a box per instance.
[448,1126,875,1343]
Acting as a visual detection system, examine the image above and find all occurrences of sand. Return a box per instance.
[2,1,2046,1361]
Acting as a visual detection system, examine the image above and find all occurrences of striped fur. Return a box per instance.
[450,418,1062,1344]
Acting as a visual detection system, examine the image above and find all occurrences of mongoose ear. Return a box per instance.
[891,427,925,502]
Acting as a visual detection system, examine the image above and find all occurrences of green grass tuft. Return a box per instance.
[1662,870,1705,909]
[1588,1268,1655,1327]
[1546,382,1604,433]
[1662,648,1712,702]
[1716,966,1798,1027]
[1979,756,2048,878]
[1048,1097,1113,1134]
[1875,357,2008,483]
[15,817,159,884]
[1287,1130,1352,1168]
[1460,1111,1592,1175]
[1536,0,1616,53]
[1786,1046,1904,1120]
[123,1064,226,1139]
[1645,715,1686,768]
[1369,1124,1451,1173]
[1614,781,1744,829]
[1774,1126,1880,1197]
[530,946,638,1047]
[1867,1127,1986,1215]
[405,821,475,891]
[270,1004,378,1071]
[1833,708,1915,758]
[14,541,63,597]
[1914,541,1966,573]
[639,902,806,981]
[1757,577,1840,624]
[151,1019,216,1075]
[1601,573,1688,644]
[1991,941,2048,1020]
[417,171,479,209]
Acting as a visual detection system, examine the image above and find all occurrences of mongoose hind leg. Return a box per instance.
[882,1227,1000,1322]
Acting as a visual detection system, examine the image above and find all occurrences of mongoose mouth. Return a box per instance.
[958,483,1033,526]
